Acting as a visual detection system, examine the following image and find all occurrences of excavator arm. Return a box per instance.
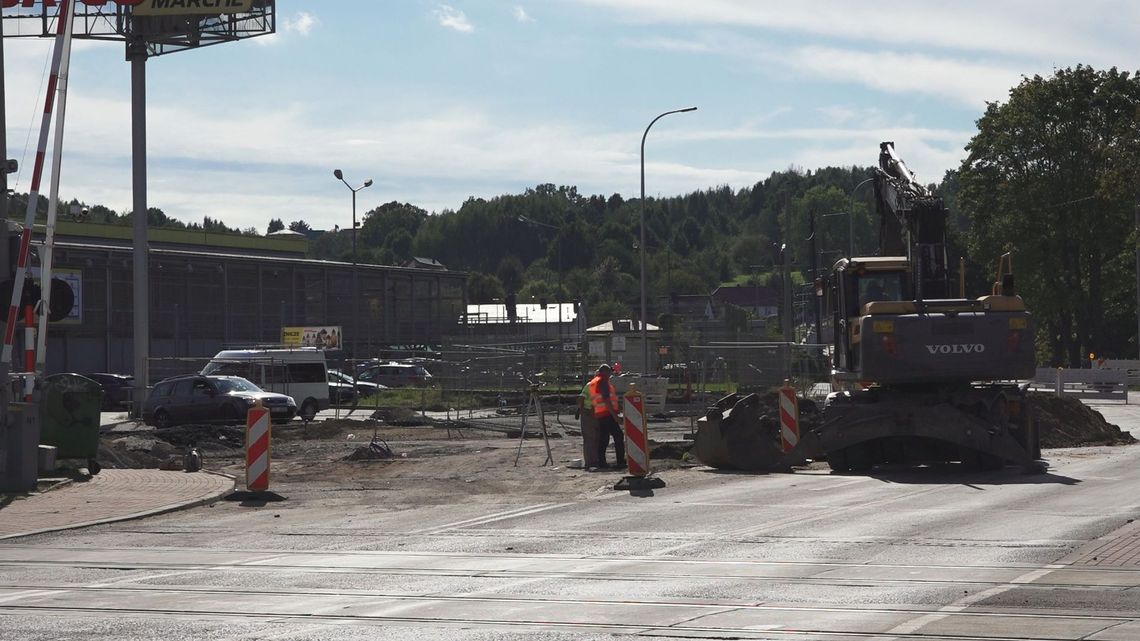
[872,141,951,300]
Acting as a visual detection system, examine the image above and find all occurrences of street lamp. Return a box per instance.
[640,106,696,375]
[333,169,373,361]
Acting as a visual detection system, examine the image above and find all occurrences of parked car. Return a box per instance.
[328,369,384,399]
[200,347,328,421]
[327,374,356,405]
[356,361,433,388]
[142,375,297,428]
[81,372,134,410]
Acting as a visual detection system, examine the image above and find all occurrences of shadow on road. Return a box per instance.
[863,462,1080,486]
[224,491,288,507]
[695,463,1081,485]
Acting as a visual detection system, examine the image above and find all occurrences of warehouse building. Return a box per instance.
[28,221,467,378]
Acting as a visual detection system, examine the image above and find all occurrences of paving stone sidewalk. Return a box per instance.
[0,469,234,539]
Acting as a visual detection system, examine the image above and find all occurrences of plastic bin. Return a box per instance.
[40,373,104,474]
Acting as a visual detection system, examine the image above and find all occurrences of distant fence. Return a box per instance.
[1030,368,1129,403]
[1097,359,1140,386]
[611,375,668,416]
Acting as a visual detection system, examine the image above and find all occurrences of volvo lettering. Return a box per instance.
[925,344,986,355]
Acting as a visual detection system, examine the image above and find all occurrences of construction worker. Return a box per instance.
[585,363,625,469]
[575,378,600,469]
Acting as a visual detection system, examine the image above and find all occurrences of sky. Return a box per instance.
[1,1,1137,233]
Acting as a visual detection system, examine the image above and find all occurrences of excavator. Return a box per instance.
[695,142,1042,473]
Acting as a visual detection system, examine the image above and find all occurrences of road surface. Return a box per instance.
[2,402,1139,640]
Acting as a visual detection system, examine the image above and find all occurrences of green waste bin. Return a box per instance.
[40,373,104,474]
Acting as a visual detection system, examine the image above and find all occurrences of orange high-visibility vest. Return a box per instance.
[588,376,619,418]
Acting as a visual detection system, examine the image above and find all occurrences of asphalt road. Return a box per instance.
[3,402,1140,640]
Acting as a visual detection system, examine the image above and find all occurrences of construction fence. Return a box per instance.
[142,340,832,419]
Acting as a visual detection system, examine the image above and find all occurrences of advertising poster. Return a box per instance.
[282,325,343,349]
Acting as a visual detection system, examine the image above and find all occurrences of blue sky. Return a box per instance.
[2,1,1136,232]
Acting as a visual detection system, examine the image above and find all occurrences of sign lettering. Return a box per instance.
[925,344,987,355]
[133,0,253,15]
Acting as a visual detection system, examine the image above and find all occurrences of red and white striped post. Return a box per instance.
[22,306,34,400]
[778,380,800,453]
[623,383,648,477]
[1,0,74,370]
[245,401,271,492]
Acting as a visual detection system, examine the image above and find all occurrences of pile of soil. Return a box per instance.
[717,390,1130,451]
[100,424,245,469]
[1029,392,1135,447]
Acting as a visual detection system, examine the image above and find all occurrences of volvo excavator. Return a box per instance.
[695,142,1042,473]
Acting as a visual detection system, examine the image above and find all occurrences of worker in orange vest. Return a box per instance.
[585,363,625,469]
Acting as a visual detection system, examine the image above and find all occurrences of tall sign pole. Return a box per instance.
[129,33,148,412]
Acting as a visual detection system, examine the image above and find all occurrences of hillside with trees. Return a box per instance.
[11,65,1137,367]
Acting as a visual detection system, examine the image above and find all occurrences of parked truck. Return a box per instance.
[696,142,1042,473]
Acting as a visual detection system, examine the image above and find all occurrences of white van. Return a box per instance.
[200,347,329,421]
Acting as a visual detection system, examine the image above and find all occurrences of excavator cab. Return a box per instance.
[828,257,911,376]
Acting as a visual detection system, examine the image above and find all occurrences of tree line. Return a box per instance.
[15,65,1138,367]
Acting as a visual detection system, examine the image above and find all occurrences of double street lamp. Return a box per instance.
[640,106,696,374]
[333,169,373,360]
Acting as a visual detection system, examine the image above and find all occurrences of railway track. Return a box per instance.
[0,547,1137,640]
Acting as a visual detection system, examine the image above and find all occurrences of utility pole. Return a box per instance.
[782,205,793,343]
[810,211,821,346]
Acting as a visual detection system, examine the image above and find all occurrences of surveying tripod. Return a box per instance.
[514,381,554,466]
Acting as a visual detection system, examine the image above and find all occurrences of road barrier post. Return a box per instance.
[779,380,800,453]
[623,383,648,477]
[615,383,665,491]
[245,401,271,492]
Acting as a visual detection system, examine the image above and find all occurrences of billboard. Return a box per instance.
[282,326,342,350]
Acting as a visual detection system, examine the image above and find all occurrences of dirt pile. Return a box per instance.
[1029,393,1135,448]
[707,390,1130,451]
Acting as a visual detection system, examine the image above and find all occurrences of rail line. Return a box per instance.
[0,553,1129,591]
[0,582,1134,641]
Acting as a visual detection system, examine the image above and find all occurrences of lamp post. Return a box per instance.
[640,106,696,375]
[333,169,372,361]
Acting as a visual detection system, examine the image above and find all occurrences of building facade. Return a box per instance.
[33,221,467,378]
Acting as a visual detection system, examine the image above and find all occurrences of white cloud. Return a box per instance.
[513,6,534,23]
[783,46,1021,108]
[434,5,474,33]
[282,11,318,36]
[570,0,1139,66]
[623,30,1024,108]
[620,36,710,54]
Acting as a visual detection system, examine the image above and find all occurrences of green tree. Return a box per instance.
[267,218,285,234]
[288,219,311,233]
[467,272,504,303]
[958,65,1140,365]
[388,228,414,263]
[496,255,525,294]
